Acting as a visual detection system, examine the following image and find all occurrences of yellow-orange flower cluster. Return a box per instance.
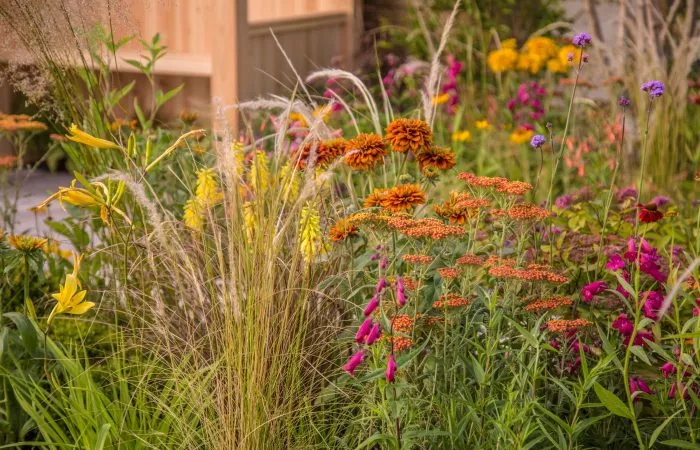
[525,296,572,312]
[388,335,413,352]
[393,314,415,333]
[484,255,517,267]
[458,172,532,195]
[434,192,489,224]
[363,188,388,208]
[416,145,456,171]
[346,212,390,227]
[438,266,462,279]
[389,217,465,240]
[433,293,471,308]
[546,318,592,333]
[381,184,426,212]
[0,113,48,133]
[402,254,433,264]
[488,265,568,283]
[507,203,551,221]
[293,138,347,169]
[456,253,485,266]
[384,118,433,154]
[0,155,18,168]
[345,133,387,170]
[329,218,358,242]
[402,276,420,291]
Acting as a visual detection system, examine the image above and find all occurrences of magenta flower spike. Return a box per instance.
[366,323,382,345]
[386,354,397,383]
[355,317,373,344]
[343,349,366,376]
[364,294,380,317]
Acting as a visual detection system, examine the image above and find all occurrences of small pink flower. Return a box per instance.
[396,277,406,307]
[343,349,365,376]
[582,281,607,303]
[693,299,700,316]
[386,354,397,383]
[364,294,380,316]
[636,377,654,394]
[660,362,676,378]
[355,318,373,344]
[380,256,388,269]
[366,323,382,345]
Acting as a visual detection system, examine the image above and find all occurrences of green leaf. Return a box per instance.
[648,410,682,447]
[593,383,632,419]
[93,423,111,449]
[660,439,700,449]
[73,171,98,196]
[3,313,39,354]
[155,84,184,108]
[630,345,651,366]
[506,317,539,349]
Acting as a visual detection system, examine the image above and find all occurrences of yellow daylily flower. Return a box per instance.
[475,120,492,130]
[452,130,472,142]
[66,124,121,149]
[47,253,95,325]
[432,93,450,105]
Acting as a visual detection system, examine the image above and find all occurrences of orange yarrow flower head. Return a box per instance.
[434,192,489,224]
[546,318,592,333]
[507,203,551,221]
[438,266,462,279]
[384,118,433,154]
[456,253,485,266]
[329,218,359,242]
[433,293,471,309]
[381,184,426,212]
[525,296,573,312]
[345,133,387,170]
[458,172,532,196]
[402,254,433,264]
[416,145,456,172]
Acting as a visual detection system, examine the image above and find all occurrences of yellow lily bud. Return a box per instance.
[66,124,121,149]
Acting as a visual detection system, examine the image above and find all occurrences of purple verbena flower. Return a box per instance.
[650,195,670,207]
[567,52,574,62]
[572,32,592,48]
[555,194,574,210]
[582,53,589,63]
[530,134,546,149]
[641,80,665,98]
[617,186,638,201]
[618,96,631,107]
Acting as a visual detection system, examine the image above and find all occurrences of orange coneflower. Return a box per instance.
[344,133,387,170]
[384,118,433,154]
[329,218,358,242]
[364,187,389,208]
[381,184,426,212]
[546,318,592,333]
[294,138,347,169]
[416,145,456,171]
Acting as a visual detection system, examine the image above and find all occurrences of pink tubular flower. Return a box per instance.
[693,299,700,316]
[355,318,373,344]
[380,256,388,269]
[612,313,634,336]
[606,254,625,271]
[343,349,365,376]
[366,323,382,345]
[626,330,654,346]
[570,339,591,354]
[642,291,664,320]
[660,362,676,378]
[376,277,387,293]
[364,294,380,316]
[386,354,397,383]
[582,281,607,303]
[629,377,638,394]
[630,377,654,397]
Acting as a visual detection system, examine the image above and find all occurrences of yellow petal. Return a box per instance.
[68,290,87,307]
[66,302,95,315]
[67,124,121,149]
